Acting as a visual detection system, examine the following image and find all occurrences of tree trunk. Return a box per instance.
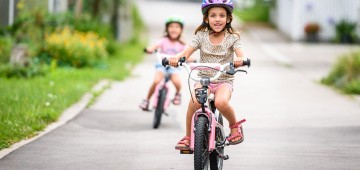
[92,0,101,18]
[111,0,119,38]
[75,0,83,17]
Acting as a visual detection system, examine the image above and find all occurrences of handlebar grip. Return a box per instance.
[162,57,186,67]
[243,58,251,67]
[162,58,169,67]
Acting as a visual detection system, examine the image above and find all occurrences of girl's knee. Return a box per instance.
[153,79,161,85]
[189,99,201,109]
[215,98,229,109]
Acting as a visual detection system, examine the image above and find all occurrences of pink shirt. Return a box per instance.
[157,37,186,55]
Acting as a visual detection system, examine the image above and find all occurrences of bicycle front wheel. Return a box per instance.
[210,111,224,170]
[153,88,166,129]
[194,115,209,170]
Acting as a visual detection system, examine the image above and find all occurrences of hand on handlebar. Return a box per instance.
[234,57,243,67]
[144,48,157,54]
[168,56,181,67]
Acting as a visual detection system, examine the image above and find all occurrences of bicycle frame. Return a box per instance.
[152,68,172,110]
[167,58,249,153]
[162,57,250,169]
[152,53,174,111]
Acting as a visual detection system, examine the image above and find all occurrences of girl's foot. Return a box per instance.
[227,119,246,145]
[175,136,190,150]
[172,93,181,105]
[139,99,150,111]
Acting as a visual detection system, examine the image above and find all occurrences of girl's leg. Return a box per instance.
[170,73,182,105]
[170,73,181,94]
[146,71,164,100]
[214,84,241,142]
[176,83,202,149]
[140,71,164,110]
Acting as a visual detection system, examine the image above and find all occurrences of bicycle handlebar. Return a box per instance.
[162,57,250,82]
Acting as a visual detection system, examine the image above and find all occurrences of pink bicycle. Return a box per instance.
[151,52,174,129]
[162,57,250,170]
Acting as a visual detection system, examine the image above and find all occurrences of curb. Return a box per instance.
[0,79,111,159]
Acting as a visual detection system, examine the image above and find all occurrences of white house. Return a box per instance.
[270,0,360,41]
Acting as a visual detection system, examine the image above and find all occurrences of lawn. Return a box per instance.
[0,41,144,150]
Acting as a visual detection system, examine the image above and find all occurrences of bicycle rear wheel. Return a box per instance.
[153,88,166,129]
[194,115,210,170]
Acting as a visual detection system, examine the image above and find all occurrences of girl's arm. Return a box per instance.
[234,48,245,67]
[169,46,196,67]
[145,43,160,54]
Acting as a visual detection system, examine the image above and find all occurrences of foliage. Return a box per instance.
[0,4,146,150]
[0,40,145,150]
[44,27,108,68]
[304,22,320,34]
[321,50,360,94]
[0,63,47,78]
[334,19,358,44]
[234,0,271,22]
[0,36,14,64]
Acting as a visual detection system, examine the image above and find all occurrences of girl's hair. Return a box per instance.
[164,22,186,45]
[195,7,238,36]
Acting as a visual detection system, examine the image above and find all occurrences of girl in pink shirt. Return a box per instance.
[139,16,186,111]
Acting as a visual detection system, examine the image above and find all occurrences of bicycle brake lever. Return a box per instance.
[179,57,186,66]
[226,62,236,75]
[235,69,247,74]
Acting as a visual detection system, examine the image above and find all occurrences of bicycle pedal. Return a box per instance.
[180,150,193,154]
[218,154,229,160]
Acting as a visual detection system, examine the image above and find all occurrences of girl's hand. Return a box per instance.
[234,57,244,67]
[169,56,180,67]
[144,48,153,54]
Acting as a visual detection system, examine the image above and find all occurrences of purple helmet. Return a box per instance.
[201,0,234,15]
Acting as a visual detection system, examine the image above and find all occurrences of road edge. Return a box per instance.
[0,79,111,159]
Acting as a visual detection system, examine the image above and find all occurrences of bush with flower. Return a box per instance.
[45,27,109,68]
[304,22,320,34]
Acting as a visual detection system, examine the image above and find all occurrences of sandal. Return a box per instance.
[172,93,181,105]
[175,136,190,150]
[226,119,246,145]
[139,99,150,111]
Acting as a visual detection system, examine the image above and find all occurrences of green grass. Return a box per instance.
[0,4,146,150]
[321,50,360,94]
[0,41,144,150]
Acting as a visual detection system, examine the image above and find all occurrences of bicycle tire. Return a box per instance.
[194,115,210,170]
[209,112,224,170]
[153,88,166,129]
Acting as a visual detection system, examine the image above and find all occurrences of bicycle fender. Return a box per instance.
[190,108,216,151]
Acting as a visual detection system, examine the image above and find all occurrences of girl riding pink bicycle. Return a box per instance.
[168,0,247,150]
[139,16,186,111]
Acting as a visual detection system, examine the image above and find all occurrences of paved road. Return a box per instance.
[1,0,360,169]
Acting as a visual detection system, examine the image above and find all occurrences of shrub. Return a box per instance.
[304,23,320,34]
[234,0,271,22]
[322,50,360,94]
[45,27,109,68]
[0,63,47,78]
[335,19,358,44]
[0,36,14,64]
